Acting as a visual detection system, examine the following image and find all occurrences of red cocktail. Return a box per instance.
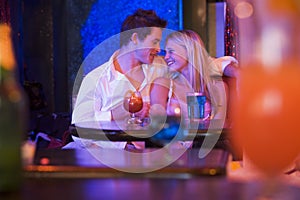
[123,91,143,124]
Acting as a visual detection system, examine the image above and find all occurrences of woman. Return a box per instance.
[150,30,230,120]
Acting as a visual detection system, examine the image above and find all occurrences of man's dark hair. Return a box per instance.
[120,9,167,47]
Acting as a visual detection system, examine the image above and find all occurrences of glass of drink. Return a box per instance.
[232,0,300,198]
[186,92,207,121]
[123,90,143,124]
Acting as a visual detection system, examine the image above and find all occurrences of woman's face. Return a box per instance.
[164,39,188,72]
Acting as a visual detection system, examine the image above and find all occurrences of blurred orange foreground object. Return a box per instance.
[266,0,300,15]
[0,24,16,70]
[232,63,300,176]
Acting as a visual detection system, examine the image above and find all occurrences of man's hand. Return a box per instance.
[223,62,240,78]
[223,62,240,98]
[111,102,150,121]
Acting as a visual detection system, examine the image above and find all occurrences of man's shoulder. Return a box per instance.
[84,61,111,81]
[89,61,111,73]
[214,56,238,66]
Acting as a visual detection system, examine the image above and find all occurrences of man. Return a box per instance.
[66,9,168,149]
[72,9,167,125]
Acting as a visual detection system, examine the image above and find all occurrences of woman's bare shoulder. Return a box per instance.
[153,77,171,88]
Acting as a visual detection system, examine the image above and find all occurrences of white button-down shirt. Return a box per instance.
[72,50,167,124]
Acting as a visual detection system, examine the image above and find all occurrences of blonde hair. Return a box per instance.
[165,30,217,111]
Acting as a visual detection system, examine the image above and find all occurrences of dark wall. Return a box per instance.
[183,0,226,55]
[12,0,94,114]
[53,0,95,113]
[22,0,54,112]
[52,0,68,113]
[183,0,208,48]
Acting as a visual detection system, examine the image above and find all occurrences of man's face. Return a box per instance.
[134,27,162,64]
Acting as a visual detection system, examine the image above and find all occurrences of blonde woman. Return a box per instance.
[150,30,238,120]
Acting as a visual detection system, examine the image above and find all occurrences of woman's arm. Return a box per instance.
[150,77,171,109]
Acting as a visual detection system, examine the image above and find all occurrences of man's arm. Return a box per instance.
[209,56,239,77]
[223,61,240,78]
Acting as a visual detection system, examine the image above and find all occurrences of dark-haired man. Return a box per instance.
[68,9,168,149]
[72,9,167,125]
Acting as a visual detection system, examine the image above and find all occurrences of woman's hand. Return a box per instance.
[135,102,150,119]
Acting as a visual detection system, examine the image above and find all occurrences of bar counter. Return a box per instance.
[1,148,299,200]
[4,172,300,200]
[4,177,273,199]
